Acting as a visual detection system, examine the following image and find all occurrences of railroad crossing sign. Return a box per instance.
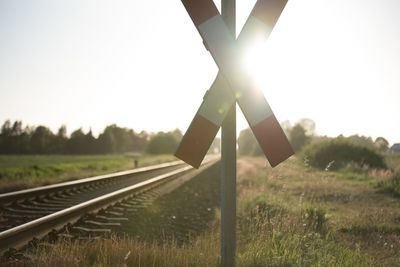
[176,0,294,168]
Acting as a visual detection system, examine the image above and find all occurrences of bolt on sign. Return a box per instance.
[176,0,293,168]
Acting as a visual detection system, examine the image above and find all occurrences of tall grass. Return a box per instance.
[8,158,383,267]
[22,233,220,267]
[377,172,400,197]
[11,199,370,267]
[236,193,370,266]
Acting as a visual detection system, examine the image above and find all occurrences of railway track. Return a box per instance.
[0,156,219,255]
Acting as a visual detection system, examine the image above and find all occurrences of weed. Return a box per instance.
[6,157,399,266]
[301,205,328,233]
[377,172,400,197]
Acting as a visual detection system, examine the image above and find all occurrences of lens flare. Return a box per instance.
[242,42,269,88]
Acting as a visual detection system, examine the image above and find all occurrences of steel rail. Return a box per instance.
[0,157,219,254]
[0,160,185,205]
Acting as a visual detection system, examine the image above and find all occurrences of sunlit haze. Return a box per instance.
[0,0,399,145]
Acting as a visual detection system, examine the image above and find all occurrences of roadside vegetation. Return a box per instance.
[2,118,399,266]
[10,152,399,266]
[377,171,400,197]
[301,138,387,170]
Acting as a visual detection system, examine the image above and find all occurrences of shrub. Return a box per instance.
[242,194,286,224]
[301,205,327,232]
[302,138,387,170]
[377,172,400,197]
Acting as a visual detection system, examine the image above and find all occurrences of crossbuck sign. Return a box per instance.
[176,0,293,168]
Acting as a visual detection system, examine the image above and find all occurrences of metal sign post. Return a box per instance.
[221,1,236,266]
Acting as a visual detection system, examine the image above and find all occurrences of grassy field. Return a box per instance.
[8,155,400,266]
[0,154,176,193]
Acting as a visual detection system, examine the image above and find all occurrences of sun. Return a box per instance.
[242,41,270,90]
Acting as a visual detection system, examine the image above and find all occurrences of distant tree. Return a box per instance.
[280,120,292,136]
[135,130,149,152]
[297,118,316,136]
[0,120,25,153]
[347,135,375,149]
[146,131,179,154]
[30,126,54,154]
[0,120,149,155]
[85,129,97,154]
[66,128,85,154]
[65,128,97,154]
[57,125,67,139]
[98,127,117,153]
[375,137,389,152]
[11,121,23,136]
[238,128,254,156]
[289,124,310,152]
[10,121,28,153]
[17,128,31,153]
[0,120,12,153]
[238,128,262,156]
[106,125,128,152]
[54,125,68,153]
[1,120,12,136]
[171,128,183,141]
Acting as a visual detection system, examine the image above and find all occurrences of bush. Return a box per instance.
[302,138,387,170]
[377,172,400,197]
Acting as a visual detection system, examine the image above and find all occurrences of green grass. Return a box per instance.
[20,202,369,267]
[17,233,221,267]
[0,154,125,169]
[377,172,400,197]
[0,154,176,193]
[4,155,400,266]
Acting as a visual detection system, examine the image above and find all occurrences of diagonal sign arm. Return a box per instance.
[176,0,293,168]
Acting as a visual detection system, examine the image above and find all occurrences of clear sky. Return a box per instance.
[0,0,399,145]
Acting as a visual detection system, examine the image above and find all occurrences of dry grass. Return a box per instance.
[4,156,400,266]
[20,232,220,267]
[235,157,400,265]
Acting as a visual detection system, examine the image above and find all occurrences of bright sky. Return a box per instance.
[0,0,399,145]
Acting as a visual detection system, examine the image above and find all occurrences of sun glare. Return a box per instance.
[243,42,270,90]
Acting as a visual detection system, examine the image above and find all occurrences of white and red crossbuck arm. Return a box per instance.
[176,0,293,168]
[175,0,288,168]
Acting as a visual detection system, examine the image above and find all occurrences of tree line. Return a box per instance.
[0,120,186,155]
[238,118,390,156]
